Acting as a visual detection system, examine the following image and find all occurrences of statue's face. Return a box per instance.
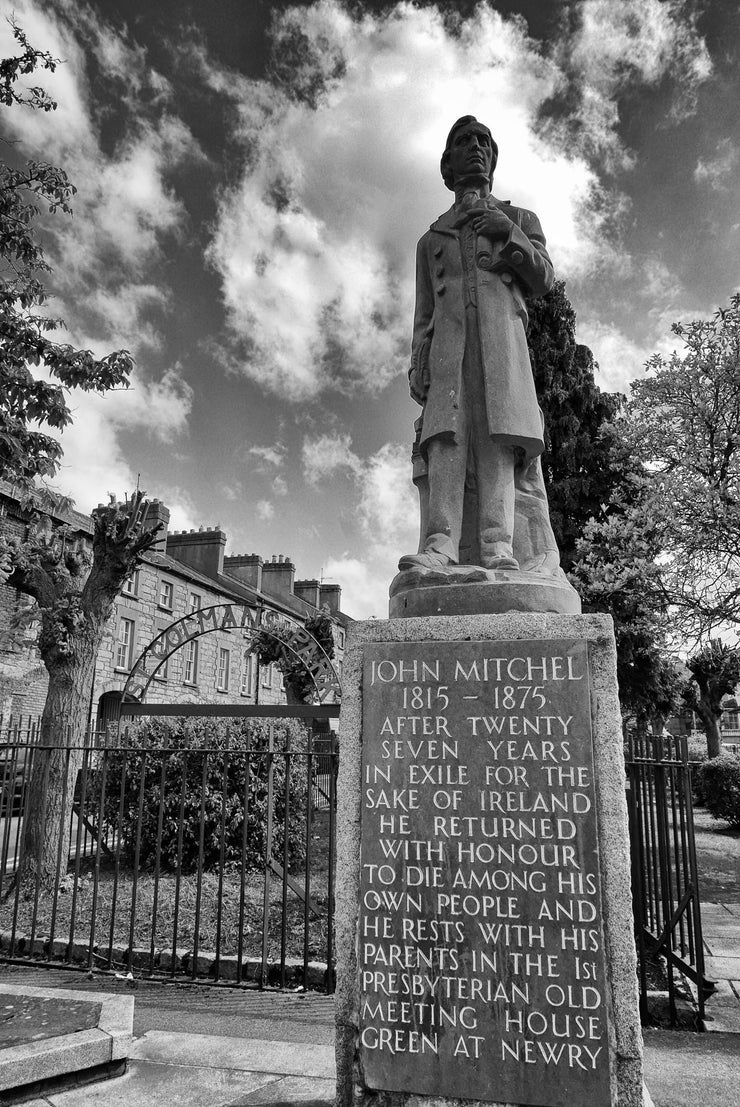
[448,122,494,187]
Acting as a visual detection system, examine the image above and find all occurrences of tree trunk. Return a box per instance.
[16,639,97,894]
[705,717,723,759]
[694,698,723,759]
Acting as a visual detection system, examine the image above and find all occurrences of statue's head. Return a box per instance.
[441,115,498,191]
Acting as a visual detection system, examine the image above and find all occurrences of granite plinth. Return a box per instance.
[334,613,643,1107]
[389,567,582,618]
[0,983,132,1096]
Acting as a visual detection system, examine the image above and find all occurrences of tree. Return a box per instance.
[1,491,159,889]
[683,640,740,759]
[529,281,676,722]
[1,22,133,492]
[0,27,157,890]
[626,295,740,639]
[528,280,626,571]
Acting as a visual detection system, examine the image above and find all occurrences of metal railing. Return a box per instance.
[626,733,714,1023]
[0,724,338,991]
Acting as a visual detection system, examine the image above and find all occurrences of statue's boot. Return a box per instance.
[398,533,456,572]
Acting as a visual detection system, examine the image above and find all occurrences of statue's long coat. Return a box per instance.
[410,196,554,460]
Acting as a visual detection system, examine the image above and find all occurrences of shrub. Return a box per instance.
[693,754,740,829]
[90,717,309,873]
[686,738,709,804]
[685,736,709,765]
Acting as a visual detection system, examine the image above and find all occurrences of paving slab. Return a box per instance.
[47,1060,276,1106]
[703,934,740,956]
[643,1029,740,1107]
[227,1074,335,1104]
[131,1031,335,1080]
[704,954,740,979]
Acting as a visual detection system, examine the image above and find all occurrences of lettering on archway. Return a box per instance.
[121,603,341,705]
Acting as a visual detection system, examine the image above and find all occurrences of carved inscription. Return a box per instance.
[359,639,613,1106]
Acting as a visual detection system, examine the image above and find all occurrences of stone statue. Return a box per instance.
[392,116,579,616]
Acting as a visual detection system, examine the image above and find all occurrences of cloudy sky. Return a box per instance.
[1,0,738,618]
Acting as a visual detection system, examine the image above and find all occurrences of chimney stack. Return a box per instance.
[262,554,295,599]
[294,579,321,608]
[223,553,263,591]
[166,527,227,579]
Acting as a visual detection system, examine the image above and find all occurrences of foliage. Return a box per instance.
[0,21,133,491]
[529,280,678,722]
[685,735,709,766]
[0,489,159,667]
[682,640,740,759]
[692,754,740,829]
[92,717,309,873]
[252,611,335,703]
[626,294,740,638]
[528,280,627,571]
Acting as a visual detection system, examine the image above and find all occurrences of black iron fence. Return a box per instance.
[625,733,714,1023]
[0,724,337,991]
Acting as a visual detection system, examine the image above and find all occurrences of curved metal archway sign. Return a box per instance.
[120,602,342,706]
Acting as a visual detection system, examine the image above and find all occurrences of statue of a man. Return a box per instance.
[399,115,560,577]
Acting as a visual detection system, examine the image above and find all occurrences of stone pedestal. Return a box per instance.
[335,613,643,1107]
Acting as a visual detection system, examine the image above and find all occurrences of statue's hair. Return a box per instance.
[440,115,498,191]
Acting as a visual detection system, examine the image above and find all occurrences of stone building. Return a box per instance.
[0,484,349,732]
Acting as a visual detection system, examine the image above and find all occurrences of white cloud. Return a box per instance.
[204,1,711,405]
[272,476,288,497]
[257,500,275,521]
[551,0,712,167]
[301,433,417,617]
[206,1,607,403]
[323,556,388,621]
[578,320,652,393]
[302,432,364,486]
[47,365,193,508]
[248,444,287,469]
[694,139,739,192]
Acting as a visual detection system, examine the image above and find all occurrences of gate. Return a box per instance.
[625,733,715,1022]
[0,600,342,991]
[0,708,339,990]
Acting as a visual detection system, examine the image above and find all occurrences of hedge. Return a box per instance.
[90,717,309,873]
[692,753,740,829]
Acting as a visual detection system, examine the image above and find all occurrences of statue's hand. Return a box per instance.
[409,364,429,404]
[468,206,513,241]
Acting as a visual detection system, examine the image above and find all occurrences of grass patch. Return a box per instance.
[1,812,333,966]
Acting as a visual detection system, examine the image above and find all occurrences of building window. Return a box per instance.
[241,653,256,696]
[115,618,135,670]
[261,662,273,689]
[183,640,198,684]
[122,570,139,598]
[337,627,345,649]
[217,648,230,692]
[189,593,201,613]
[159,580,174,610]
[154,656,169,682]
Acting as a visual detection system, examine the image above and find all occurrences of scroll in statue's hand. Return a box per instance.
[467,206,513,241]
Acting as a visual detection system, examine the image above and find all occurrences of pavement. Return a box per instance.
[0,809,738,1107]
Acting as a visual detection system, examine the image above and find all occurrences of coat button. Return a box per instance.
[500,272,512,284]
[435,283,446,295]
[435,265,444,277]
[510,249,524,265]
[433,245,443,257]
